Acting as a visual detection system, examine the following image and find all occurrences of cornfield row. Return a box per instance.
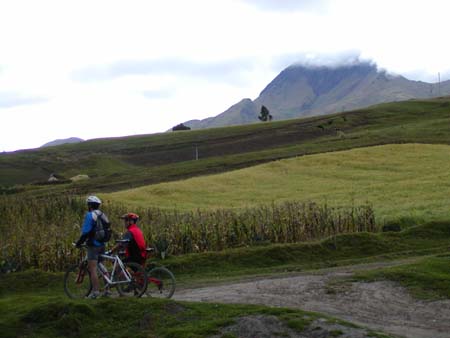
[0,195,376,272]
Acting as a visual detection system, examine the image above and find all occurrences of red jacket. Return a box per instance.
[125,224,147,261]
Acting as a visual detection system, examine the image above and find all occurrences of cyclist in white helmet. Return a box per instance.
[75,195,110,299]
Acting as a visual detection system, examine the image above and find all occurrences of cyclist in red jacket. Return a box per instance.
[110,213,147,265]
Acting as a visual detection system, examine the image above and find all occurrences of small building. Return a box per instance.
[70,174,90,182]
[48,173,59,182]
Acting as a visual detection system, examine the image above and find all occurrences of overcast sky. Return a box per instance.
[1,0,450,152]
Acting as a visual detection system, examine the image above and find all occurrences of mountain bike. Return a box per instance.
[64,242,148,299]
[117,247,176,298]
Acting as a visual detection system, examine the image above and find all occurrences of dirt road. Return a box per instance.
[174,261,450,338]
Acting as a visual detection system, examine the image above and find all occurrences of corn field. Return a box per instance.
[0,195,376,272]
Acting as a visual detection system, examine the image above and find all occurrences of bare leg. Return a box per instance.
[88,260,100,292]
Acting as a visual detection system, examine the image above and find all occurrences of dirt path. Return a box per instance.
[174,260,450,338]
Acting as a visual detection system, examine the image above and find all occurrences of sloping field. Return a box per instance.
[105,143,450,222]
[1,97,450,195]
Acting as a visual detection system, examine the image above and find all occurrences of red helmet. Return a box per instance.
[120,213,139,221]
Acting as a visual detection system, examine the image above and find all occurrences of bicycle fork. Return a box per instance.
[149,277,163,290]
[75,261,88,284]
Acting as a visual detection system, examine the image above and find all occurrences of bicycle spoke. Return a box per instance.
[64,263,92,299]
[117,263,147,298]
[146,267,176,299]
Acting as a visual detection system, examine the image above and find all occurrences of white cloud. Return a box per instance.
[1,0,450,151]
[241,0,331,13]
[0,92,47,108]
[71,58,257,85]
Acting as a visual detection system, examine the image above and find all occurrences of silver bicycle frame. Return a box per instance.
[97,253,132,286]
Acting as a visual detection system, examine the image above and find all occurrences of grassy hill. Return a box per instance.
[5,143,448,270]
[1,97,450,195]
[3,97,450,337]
[3,96,450,268]
[104,143,450,223]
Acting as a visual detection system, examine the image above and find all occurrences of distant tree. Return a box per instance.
[258,105,273,122]
[172,123,191,131]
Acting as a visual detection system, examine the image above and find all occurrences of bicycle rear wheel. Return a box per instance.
[146,267,176,299]
[64,262,92,299]
[117,262,148,298]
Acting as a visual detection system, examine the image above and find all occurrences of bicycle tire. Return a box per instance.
[117,262,148,298]
[146,267,176,299]
[64,262,92,299]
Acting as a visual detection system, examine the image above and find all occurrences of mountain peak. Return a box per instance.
[41,137,84,148]
[260,61,378,98]
[184,62,450,129]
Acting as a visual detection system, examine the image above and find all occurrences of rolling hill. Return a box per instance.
[103,143,450,222]
[1,97,450,195]
[185,62,450,129]
[40,137,84,148]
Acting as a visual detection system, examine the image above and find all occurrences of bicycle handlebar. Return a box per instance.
[72,242,87,248]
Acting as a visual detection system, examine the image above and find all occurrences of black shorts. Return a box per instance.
[87,246,105,261]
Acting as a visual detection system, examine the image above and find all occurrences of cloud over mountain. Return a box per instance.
[185,61,450,129]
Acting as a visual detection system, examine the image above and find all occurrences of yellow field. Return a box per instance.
[103,143,450,222]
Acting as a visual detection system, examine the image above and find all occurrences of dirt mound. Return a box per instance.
[209,314,375,338]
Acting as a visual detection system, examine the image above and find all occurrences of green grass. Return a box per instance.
[1,223,446,338]
[0,289,388,338]
[104,143,450,223]
[154,221,450,283]
[353,254,450,300]
[2,97,450,194]
[2,221,448,338]
[0,270,61,297]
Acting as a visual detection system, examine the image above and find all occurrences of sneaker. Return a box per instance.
[86,291,101,299]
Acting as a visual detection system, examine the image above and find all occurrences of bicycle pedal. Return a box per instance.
[102,290,113,297]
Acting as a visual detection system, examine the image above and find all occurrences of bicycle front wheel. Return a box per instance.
[64,262,92,299]
[117,262,148,298]
[146,267,176,299]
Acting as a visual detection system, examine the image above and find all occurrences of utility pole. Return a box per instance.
[195,145,198,160]
[438,72,441,97]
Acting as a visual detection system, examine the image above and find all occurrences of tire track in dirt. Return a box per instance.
[174,260,450,338]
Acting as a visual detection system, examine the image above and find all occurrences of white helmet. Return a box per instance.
[86,195,102,204]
